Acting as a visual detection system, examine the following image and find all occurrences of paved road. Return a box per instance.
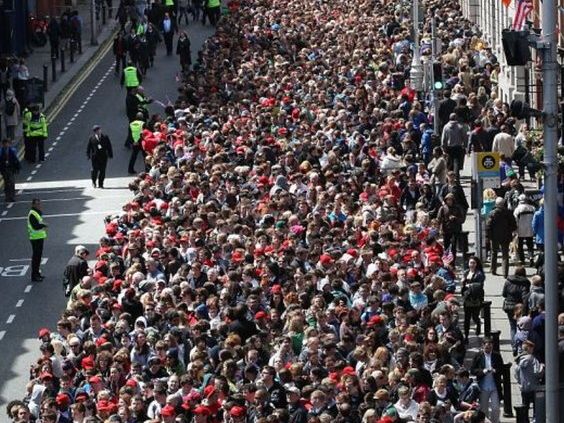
[0,21,215,407]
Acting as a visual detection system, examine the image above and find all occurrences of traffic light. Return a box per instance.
[432,62,444,90]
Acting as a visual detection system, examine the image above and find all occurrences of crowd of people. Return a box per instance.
[5,0,564,421]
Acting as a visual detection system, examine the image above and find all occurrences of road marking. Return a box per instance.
[26,176,32,181]
[7,203,13,209]
[6,315,15,324]
[48,147,54,152]
[31,170,37,175]
[56,136,62,140]
[70,117,75,122]
[52,142,58,146]
[16,299,23,308]
[35,195,124,203]
[35,163,42,169]
[24,285,32,293]
[45,153,50,158]
[18,187,84,195]
[0,331,5,341]
[63,126,69,130]
[1,211,7,216]
[0,210,115,221]
[59,132,65,136]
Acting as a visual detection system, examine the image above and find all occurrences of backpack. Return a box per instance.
[463,282,484,308]
[5,99,15,116]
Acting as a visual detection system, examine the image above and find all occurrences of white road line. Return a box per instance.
[6,315,15,324]
[56,136,62,140]
[35,163,42,169]
[59,132,65,136]
[0,331,5,341]
[31,170,37,175]
[48,147,54,152]
[73,113,79,118]
[16,299,23,308]
[18,187,84,195]
[0,210,115,221]
[36,195,124,203]
[70,117,75,122]
[52,142,58,146]
[63,126,69,130]
[7,202,13,209]
[24,285,32,293]
[45,153,50,158]
[26,176,32,181]
[1,211,7,216]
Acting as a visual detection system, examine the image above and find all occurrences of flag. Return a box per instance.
[442,248,454,265]
[512,0,533,30]
[502,0,511,7]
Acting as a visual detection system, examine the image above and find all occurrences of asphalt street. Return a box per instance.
[0,21,215,408]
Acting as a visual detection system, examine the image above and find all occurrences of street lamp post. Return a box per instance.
[410,0,424,94]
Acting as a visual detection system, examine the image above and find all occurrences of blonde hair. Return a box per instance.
[483,188,497,201]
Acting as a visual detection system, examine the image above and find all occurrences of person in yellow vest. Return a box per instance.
[205,0,220,25]
[22,105,33,162]
[164,0,176,18]
[128,113,146,174]
[28,198,48,282]
[27,104,48,163]
[120,61,142,92]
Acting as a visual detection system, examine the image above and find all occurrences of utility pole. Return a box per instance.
[541,0,560,417]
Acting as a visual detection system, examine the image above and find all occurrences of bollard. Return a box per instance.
[70,41,75,63]
[514,405,530,423]
[51,56,57,82]
[502,362,514,417]
[482,300,492,336]
[43,64,48,92]
[60,49,66,72]
[491,330,501,352]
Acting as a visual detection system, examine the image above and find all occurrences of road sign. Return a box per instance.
[472,152,500,179]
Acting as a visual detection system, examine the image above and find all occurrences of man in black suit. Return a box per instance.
[438,90,457,133]
[86,125,113,188]
[470,337,504,423]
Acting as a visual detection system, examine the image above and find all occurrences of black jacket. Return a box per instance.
[86,133,113,161]
[64,254,89,289]
[470,351,504,396]
[502,275,530,313]
[486,205,517,244]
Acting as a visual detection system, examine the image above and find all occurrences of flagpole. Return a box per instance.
[540,0,560,417]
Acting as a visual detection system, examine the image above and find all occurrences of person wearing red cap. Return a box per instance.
[160,404,177,422]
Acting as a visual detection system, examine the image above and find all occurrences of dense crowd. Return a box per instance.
[6,0,564,422]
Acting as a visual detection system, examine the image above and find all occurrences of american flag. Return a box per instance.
[442,248,454,265]
[512,0,533,30]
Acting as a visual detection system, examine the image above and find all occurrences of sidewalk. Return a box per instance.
[459,163,538,422]
[1,0,118,144]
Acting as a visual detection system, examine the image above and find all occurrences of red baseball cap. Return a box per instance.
[38,328,50,338]
[160,405,176,417]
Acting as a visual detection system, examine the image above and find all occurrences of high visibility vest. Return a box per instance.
[28,209,47,240]
[136,93,148,112]
[208,0,220,7]
[165,0,174,6]
[124,66,139,88]
[28,114,48,137]
[22,108,32,136]
[130,120,144,143]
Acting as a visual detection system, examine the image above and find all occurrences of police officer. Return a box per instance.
[22,104,32,162]
[127,113,145,174]
[27,104,48,163]
[205,0,221,25]
[28,198,48,282]
[87,125,113,188]
[120,61,142,92]
[135,86,153,121]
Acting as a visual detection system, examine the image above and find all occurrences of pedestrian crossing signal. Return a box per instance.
[433,62,444,90]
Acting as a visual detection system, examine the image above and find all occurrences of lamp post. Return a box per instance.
[410,0,424,94]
